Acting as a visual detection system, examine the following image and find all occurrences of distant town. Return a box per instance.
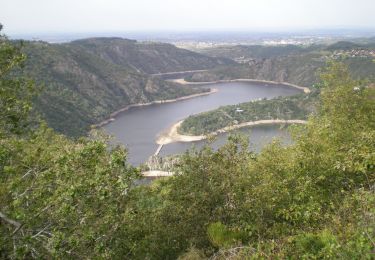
[172,34,375,50]
[331,49,375,59]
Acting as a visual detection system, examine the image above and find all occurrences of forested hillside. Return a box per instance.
[16,38,375,137]
[70,37,234,74]
[198,44,319,60]
[1,32,374,258]
[19,38,228,136]
[189,41,375,87]
[198,40,375,60]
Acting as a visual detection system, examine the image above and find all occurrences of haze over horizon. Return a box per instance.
[1,0,375,36]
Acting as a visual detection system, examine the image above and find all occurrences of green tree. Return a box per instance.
[0,25,37,137]
[0,26,139,259]
[120,62,374,259]
[1,21,373,259]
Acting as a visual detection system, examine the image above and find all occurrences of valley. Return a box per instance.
[20,38,230,136]
[1,2,375,256]
[18,37,375,166]
[103,81,301,165]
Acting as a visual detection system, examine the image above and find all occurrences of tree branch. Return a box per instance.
[0,211,21,228]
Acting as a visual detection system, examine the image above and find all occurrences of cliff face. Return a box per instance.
[22,39,222,137]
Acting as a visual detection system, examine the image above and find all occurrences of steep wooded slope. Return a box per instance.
[21,40,214,136]
[69,37,234,74]
[188,41,375,87]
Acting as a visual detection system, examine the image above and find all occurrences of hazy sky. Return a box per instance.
[1,0,374,34]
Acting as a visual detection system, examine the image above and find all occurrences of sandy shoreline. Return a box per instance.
[142,170,174,177]
[156,121,206,144]
[92,88,218,128]
[156,119,307,145]
[170,78,311,94]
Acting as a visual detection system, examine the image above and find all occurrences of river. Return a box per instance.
[103,81,300,165]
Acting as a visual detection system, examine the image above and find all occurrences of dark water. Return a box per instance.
[103,82,300,165]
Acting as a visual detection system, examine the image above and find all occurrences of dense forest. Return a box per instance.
[179,91,318,135]
[1,27,374,259]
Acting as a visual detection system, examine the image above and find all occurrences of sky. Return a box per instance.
[1,0,375,35]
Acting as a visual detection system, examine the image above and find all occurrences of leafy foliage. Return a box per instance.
[0,24,374,259]
[0,34,36,136]
[0,28,139,259]
[118,63,374,259]
[207,222,244,248]
[0,128,139,258]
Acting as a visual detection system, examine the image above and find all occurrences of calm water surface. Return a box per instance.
[103,82,300,165]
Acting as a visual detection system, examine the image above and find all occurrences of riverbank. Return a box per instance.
[142,170,174,177]
[156,119,307,145]
[93,88,218,128]
[156,121,206,144]
[95,78,309,129]
[170,78,311,94]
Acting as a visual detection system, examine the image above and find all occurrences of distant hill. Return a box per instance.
[69,37,234,74]
[186,54,324,87]
[198,44,320,60]
[21,39,224,137]
[189,40,375,87]
[325,41,363,51]
[198,39,375,60]
[19,38,374,136]
[187,56,374,88]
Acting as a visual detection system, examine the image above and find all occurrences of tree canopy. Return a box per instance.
[0,28,139,258]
